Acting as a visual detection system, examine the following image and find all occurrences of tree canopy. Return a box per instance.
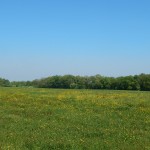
[1,74,149,91]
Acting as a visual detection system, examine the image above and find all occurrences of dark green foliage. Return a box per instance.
[0,78,10,87]
[30,74,150,91]
[137,74,150,91]
[115,76,140,90]
[1,74,150,91]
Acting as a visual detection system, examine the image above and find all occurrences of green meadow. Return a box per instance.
[0,87,150,150]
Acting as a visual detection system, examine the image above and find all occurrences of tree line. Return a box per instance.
[0,74,150,91]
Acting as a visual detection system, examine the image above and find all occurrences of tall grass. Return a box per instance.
[0,87,150,149]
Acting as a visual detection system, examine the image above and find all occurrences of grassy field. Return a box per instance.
[0,87,150,150]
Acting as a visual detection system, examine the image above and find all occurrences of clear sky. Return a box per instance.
[0,0,150,81]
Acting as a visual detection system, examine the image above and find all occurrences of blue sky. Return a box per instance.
[0,0,150,81]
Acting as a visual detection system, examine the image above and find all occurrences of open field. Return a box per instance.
[0,87,150,150]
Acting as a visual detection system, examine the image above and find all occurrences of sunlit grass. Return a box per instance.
[0,87,150,149]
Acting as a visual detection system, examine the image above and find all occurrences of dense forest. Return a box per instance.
[0,74,150,91]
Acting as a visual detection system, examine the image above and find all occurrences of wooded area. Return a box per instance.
[1,74,150,91]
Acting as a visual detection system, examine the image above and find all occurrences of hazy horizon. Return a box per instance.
[1,73,149,82]
[1,0,150,81]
